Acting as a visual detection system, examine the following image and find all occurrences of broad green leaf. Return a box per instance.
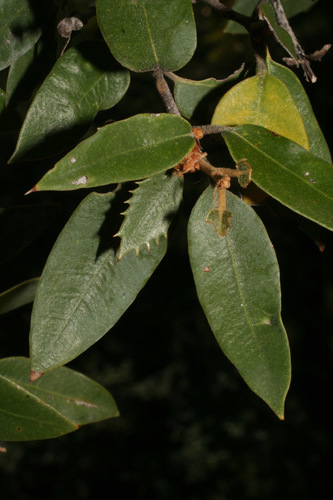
[0,278,39,315]
[223,125,333,231]
[117,173,183,259]
[172,64,244,119]
[0,0,42,70]
[96,0,196,72]
[212,72,308,149]
[33,114,195,191]
[225,0,319,34]
[30,192,167,373]
[259,1,296,59]
[0,357,118,441]
[9,42,130,161]
[266,55,332,164]
[188,187,291,418]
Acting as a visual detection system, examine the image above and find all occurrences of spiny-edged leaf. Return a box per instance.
[0,278,39,315]
[33,114,195,191]
[225,0,319,34]
[259,1,296,60]
[266,54,332,163]
[9,42,130,161]
[212,72,308,149]
[223,125,333,231]
[172,64,244,119]
[30,192,167,373]
[96,0,196,72]
[188,187,291,418]
[0,0,43,70]
[117,172,183,259]
[0,357,118,441]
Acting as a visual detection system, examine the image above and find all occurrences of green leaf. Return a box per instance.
[0,278,39,315]
[259,1,296,60]
[266,55,332,164]
[9,42,130,161]
[96,0,196,72]
[188,187,291,418]
[30,192,167,373]
[117,172,183,259]
[0,357,118,441]
[225,0,319,34]
[223,125,333,231]
[33,114,195,191]
[0,0,42,70]
[172,65,244,119]
[211,72,309,149]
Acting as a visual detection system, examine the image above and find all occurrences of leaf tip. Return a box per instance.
[25,186,37,196]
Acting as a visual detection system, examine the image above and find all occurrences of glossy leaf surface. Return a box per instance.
[212,73,308,149]
[96,0,196,72]
[117,172,183,259]
[188,187,291,418]
[0,278,39,315]
[266,55,331,163]
[34,114,195,191]
[172,65,244,119]
[223,125,333,231]
[0,0,42,70]
[0,357,118,441]
[30,192,167,373]
[10,42,130,161]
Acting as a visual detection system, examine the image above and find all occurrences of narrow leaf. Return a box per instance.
[0,357,118,441]
[212,72,308,149]
[259,1,297,60]
[223,125,333,231]
[96,0,196,72]
[188,187,291,418]
[266,55,332,163]
[172,64,244,119]
[33,114,195,191]
[9,42,130,161]
[0,278,39,315]
[0,0,42,70]
[117,172,183,259]
[30,192,167,373]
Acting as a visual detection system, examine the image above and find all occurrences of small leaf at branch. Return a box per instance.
[117,173,183,259]
[33,114,195,191]
[188,187,291,418]
[96,0,196,72]
[0,357,118,441]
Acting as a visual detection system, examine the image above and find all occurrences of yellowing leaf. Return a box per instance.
[212,73,309,150]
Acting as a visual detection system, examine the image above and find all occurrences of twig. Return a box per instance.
[153,67,180,115]
[200,0,252,30]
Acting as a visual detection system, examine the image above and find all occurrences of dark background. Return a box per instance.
[1,1,333,498]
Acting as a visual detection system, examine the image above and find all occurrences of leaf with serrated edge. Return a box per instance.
[223,125,333,232]
[0,357,118,441]
[30,192,167,373]
[188,187,291,418]
[32,114,195,192]
[117,173,183,259]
